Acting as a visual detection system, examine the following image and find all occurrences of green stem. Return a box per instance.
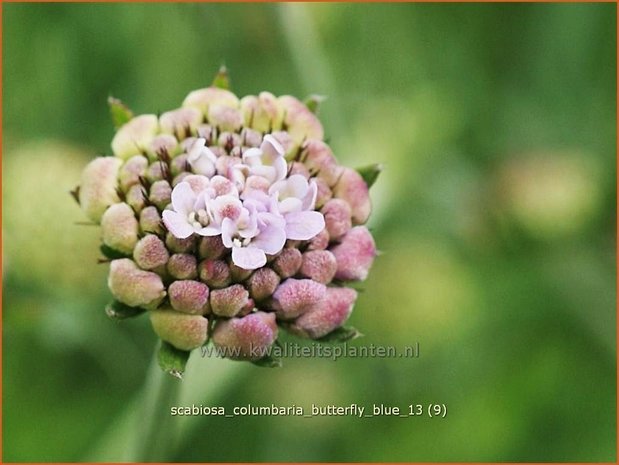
[126,341,182,462]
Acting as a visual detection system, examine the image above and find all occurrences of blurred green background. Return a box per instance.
[3,2,616,462]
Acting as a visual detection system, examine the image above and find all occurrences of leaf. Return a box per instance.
[356,163,383,188]
[105,300,146,320]
[251,354,282,368]
[304,94,326,114]
[158,341,190,379]
[108,96,134,129]
[100,244,131,260]
[212,65,231,90]
[317,326,363,343]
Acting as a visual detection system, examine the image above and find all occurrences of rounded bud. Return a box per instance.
[299,250,337,284]
[133,234,169,270]
[290,287,357,339]
[125,184,146,212]
[307,227,330,251]
[167,253,198,280]
[165,233,196,254]
[119,155,148,191]
[159,108,202,137]
[198,235,227,260]
[302,140,342,187]
[108,259,165,309]
[229,261,253,283]
[212,311,278,361]
[240,127,263,147]
[78,157,122,222]
[101,203,139,255]
[183,87,239,116]
[210,284,249,317]
[333,167,371,225]
[150,307,209,351]
[314,177,333,209]
[139,206,163,235]
[148,134,179,159]
[208,105,243,132]
[270,278,326,320]
[330,226,377,281]
[240,92,284,133]
[149,180,172,210]
[321,198,352,241]
[146,162,165,183]
[170,154,190,177]
[288,161,310,179]
[271,248,303,279]
[111,114,159,159]
[169,280,210,314]
[278,95,324,145]
[247,268,281,302]
[199,259,232,288]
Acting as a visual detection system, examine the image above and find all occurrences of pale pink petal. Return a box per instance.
[232,246,267,270]
[273,156,288,181]
[285,211,326,241]
[302,180,318,211]
[279,197,303,214]
[261,134,284,160]
[197,225,222,237]
[171,182,196,215]
[162,210,193,239]
[210,195,243,224]
[242,148,262,167]
[251,224,286,255]
[221,217,236,248]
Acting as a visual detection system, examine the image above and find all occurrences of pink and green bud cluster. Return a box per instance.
[75,73,379,370]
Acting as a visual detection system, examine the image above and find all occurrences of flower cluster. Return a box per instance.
[75,73,379,373]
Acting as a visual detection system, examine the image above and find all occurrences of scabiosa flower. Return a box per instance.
[74,69,381,376]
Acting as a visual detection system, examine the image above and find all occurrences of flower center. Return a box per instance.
[188,209,210,229]
[232,236,251,248]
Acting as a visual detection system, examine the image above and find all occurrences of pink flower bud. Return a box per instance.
[101,203,139,255]
[330,226,376,281]
[240,127,263,147]
[212,311,278,361]
[290,287,357,339]
[139,206,163,235]
[111,114,158,159]
[126,184,146,212]
[146,162,165,183]
[170,154,189,177]
[247,268,281,302]
[210,284,249,317]
[217,131,242,149]
[238,298,256,317]
[119,155,148,191]
[167,253,198,280]
[314,177,333,209]
[198,235,226,260]
[270,278,326,320]
[240,92,284,133]
[79,157,122,222]
[159,107,202,136]
[279,95,324,145]
[302,140,343,187]
[148,134,179,158]
[133,234,169,270]
[148,180,172,210]
[169,280,210,314]
[321,198,352,240]
[229,261,253,283]
[150,307,209,351]
[215,155,242,178]
[307,227,330,251]
[271,248,303,279]
[333,167,371,225]
[166,233,196,254]
[299,250,337,284]
[208,105,243,132]
[199,259,232,289]
[183,87,239,116]
[108,259,165,309]
[288,161,310,179]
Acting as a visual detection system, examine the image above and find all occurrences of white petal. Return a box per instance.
[232,246,267,270]
[162,210,193,239]
[171,182,196,215]
[285,211,326,241]
[251,224,286,255]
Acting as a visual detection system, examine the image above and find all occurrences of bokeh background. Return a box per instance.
[3,2,616,462]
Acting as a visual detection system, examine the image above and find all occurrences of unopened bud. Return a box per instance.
[330,226,376,281]
[119,155,148,191]
[148,134,179,159]
[302,140,342,187]
[183,87,239,115]
[198,235,226,260]
[333,167,371,225]
[79,157,122,222]
[170,154,189,176]
[299,250,337,284]
[150,307,209,351]
[321,198,352,240]
[290,287,357,339]
[101,203,139,255]
[208,105,243,132]
[307,227,330,251]
[126,184,146,212]
[314,177,332,209]
[240,127,263,147]
[149,180,172,210]
[108,259,165,309]
[146,161,165,183]
[169,280,210,314]
[166,233,196,253]
[133,234,170,270]
[199,259,232,288]
[167,254,198,280]
[210,284,249,317]
[270,278,326,319]
[139,206,163,235]
[240,92,284,133]
[271,248,303,278]
[247,268,280,301]
[159,108,202,137]
[229,261,253,282]
[212,311,278,361]
[279,95,324,145]
[111,114,159,159]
